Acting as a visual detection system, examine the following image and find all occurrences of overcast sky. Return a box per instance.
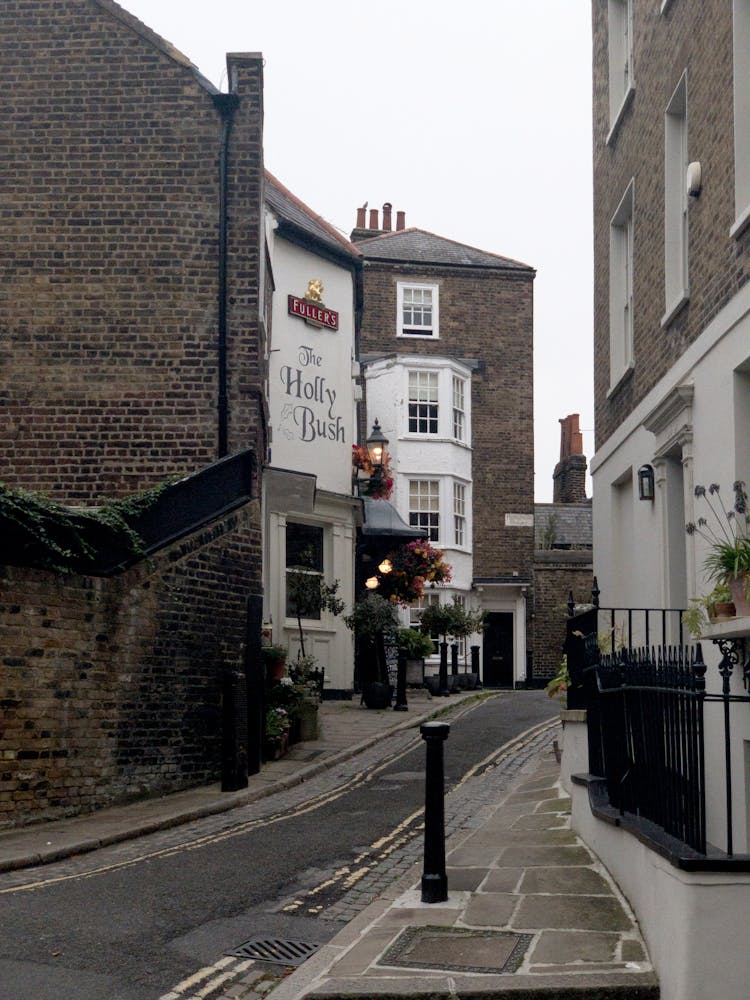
[119,0,594,503]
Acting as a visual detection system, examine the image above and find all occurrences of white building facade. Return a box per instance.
[263,174,361,694]
[570,4,750,998]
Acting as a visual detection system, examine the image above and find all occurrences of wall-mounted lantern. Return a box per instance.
[638,464,655,501]
[365,576,380,590]
[366,419,388,469]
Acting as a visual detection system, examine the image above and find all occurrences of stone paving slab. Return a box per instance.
[271,746,657,1000]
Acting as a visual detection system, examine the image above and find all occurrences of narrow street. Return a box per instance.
[0,692,555,1000]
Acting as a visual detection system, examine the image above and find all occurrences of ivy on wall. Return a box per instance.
[0,481,171,575]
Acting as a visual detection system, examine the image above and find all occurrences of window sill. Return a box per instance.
[397,331,439,340]
[606,362,635,399]
[606,86,635,147]
[660,292,689,329]
[730,203,750,240]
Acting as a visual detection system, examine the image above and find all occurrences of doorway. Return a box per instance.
[483,612,514,687]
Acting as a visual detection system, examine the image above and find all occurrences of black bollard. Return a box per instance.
[451,642,459,676]
[421,721,450,903]
[471,644,482,689]
[394,650,408,712]
[438,641,450,696]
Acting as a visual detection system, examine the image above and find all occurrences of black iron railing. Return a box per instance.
[567,583,750,859]
[588,644,707,852]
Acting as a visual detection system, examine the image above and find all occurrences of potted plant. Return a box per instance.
[397,628,435,687]
[682,583,736,639]
[344,593,399,708]
[263,707,291,760]
[289,654,323,740]
[686,482,750,615]
[261,644,288,681]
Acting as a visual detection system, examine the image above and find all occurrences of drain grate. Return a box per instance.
[230,936,321,967]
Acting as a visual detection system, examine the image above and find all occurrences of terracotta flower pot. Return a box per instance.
[728,575,750,617]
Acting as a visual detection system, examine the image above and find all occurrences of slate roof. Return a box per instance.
[355,228,533,272]
[534,503,592,550]
[265,172,361,263]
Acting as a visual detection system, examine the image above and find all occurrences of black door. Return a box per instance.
[483,612,514,687]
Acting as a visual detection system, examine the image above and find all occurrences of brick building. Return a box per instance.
[572,2,750,996]
[2,0,266,501]
[1,1,266,822]
[352,206,535,686]
[533,415,592,681]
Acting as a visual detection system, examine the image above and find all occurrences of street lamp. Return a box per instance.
[366,419,388,469]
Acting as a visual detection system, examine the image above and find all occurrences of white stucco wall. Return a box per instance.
[263,218,358,692]
[591,282,750,866]
[266,234,356,496]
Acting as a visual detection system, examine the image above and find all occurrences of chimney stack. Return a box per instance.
[553,414,588,503]
[350,202,406,242]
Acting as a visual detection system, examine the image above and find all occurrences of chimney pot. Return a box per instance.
[356,206,366,228]
[382,202,392,230]
[396,210,406,230]
[369,208,379,230]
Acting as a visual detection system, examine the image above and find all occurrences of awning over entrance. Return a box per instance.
[361,497,427,540]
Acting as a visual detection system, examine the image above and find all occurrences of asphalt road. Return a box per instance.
[0,690,555,1000]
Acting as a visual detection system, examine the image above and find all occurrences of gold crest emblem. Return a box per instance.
[305,279,324,303]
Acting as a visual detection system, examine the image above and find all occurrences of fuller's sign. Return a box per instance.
[288,279,339,331]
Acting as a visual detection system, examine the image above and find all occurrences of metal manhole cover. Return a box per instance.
[381,925,533,974]
[230,936,321,966]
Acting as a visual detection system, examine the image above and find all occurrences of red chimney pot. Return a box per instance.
[396,210,406,230]
[382,202,392,231]
[369,208,379,230]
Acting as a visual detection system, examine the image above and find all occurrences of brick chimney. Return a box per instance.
[553,414,588,503]
[351,202,406,242]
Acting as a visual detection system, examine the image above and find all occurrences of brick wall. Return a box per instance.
[533,551,593,679]
[593,0,750,447]
[359,262,535,580]
[0,501,261,827]
[1,1,265,502]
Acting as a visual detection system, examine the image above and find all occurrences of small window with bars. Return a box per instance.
[408,371,439,434]
[409,479,440,542]
[452,376,465,441]
[454,482,466,547]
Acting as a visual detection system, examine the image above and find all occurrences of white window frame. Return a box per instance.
[732,0,750,237]
[397,282,439,338]
[608,179,635,394]
[607,0,634,144]
[662,72,689,326]
[285,521,326,622]
[453,481,466,547]
[409,592,441,655]
[408,370,439,435]
[409,479,440,542]
[452,376,466,441]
